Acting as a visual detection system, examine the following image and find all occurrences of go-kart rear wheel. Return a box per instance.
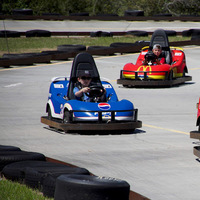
[168,70,173,80]
[47,106,53,128]
[63,110,72,124]
[47,106,52,120]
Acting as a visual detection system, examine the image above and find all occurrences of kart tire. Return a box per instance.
[54,174,130,200]
[25,30,51,37]
[43,170,90,198]
[63,110,72,123]
[12,9,33,15]
[0,30,21,38]
[168,70,174,80]
[0,145,21,152]
[0,151,45,171]
[57,44,86,52]
[25,166,90,190]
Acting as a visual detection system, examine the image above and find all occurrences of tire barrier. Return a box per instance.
[2,14,200,21]
[25,29,51,37]
[1,37,199,68]
[0,145,21,152]
[54,174,130,200]
[0,30,21,38]
[0,144,150,200]
[0,151,46,171]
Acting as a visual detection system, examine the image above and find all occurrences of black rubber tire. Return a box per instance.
[25,165,90,190]
[69,12,89,16]
[2,160,49,181]
[182,29,193,37]
[100,31,113,37]
[87,46,114,55]
[126,30,148,37]
[168,70,174,80]
[0,30,21,38]
[54,174,130,200]
[124,10,144,16]
[0,145,21,152]
[12,9,33,15]
[153,13,172,17]
[25,30,51,37]
[57,44,86,52]
[164,30,177,36]
[43,170,90,198]
[87,46,112,51]
[63,110,72,123]
[0,151,46,171]
[90,31,101,37]
[110,42,136,48]
[2,160,87,182]
[134,40,150,46]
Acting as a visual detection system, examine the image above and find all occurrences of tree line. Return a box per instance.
[1,0,200,17]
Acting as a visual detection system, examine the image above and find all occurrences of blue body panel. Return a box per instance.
[47,78,134,121]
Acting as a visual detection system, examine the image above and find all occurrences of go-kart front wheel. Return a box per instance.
[63,110,72,123]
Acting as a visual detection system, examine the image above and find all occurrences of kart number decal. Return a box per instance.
[175,52,182,56]
[102,84,112,88]
[54,84,64,88]
[98,103,111,110]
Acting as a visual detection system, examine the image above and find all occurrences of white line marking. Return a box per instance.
[4,83,22,88]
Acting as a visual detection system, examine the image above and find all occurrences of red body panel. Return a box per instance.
[122,48,186,80]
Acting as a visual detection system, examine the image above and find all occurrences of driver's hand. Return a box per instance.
[81,87,90,93]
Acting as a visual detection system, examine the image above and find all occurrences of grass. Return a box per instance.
[0,177,53,200]
[0,35,190,57]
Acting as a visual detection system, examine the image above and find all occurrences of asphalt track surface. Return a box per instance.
[2,19,200,32]
[1,20,200,200]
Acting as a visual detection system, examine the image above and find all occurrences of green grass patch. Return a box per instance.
[0,36,190,56]
[0,178,53,200]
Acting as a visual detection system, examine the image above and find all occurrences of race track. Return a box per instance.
[1,45,200,199]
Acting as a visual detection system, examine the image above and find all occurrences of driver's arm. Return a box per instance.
[75,87,90,97]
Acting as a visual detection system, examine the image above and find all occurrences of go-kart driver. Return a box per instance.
[73,70,106,102]
[143,44,165,65]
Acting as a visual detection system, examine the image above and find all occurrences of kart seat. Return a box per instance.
[67,52,102,100]
[149,29,172,64]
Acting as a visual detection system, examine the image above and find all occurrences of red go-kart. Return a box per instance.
[117,29,192,87]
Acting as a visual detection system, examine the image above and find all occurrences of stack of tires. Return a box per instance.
[0,145,130,200]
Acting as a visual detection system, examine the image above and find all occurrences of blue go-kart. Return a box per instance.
[41,52,142,133]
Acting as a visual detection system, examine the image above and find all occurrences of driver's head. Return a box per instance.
[152,44,162,57]
[77,70,92,87]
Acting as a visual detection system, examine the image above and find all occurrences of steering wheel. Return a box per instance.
[85,85,105,98]
[145,51,157,62]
